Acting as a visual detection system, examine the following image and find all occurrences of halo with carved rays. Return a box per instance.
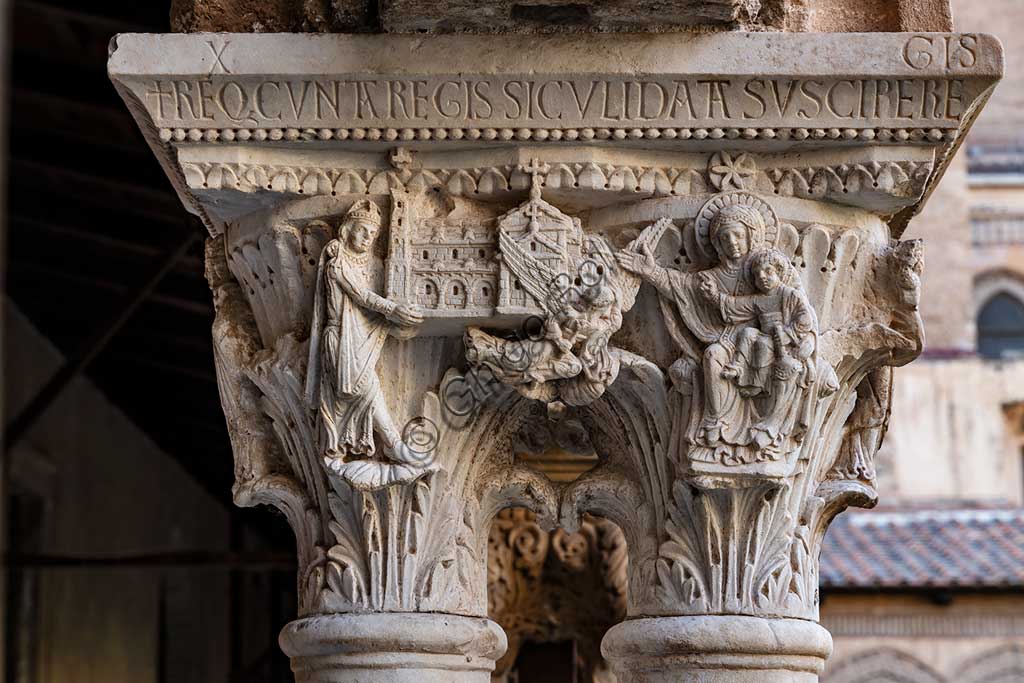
[694,192,780,261]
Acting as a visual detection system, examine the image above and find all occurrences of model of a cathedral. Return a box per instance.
[386,182,585,334]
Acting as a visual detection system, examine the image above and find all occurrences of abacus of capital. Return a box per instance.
[110,30,1001,682]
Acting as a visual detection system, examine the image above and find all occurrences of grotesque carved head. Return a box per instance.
[340,200,383,254]
[709,204,764,263]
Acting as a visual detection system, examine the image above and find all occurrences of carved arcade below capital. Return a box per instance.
[111,30,1002,683]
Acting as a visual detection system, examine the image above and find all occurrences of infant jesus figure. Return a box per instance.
[700,248,817,453]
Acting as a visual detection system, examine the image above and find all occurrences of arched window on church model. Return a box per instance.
[978,291,1024,359]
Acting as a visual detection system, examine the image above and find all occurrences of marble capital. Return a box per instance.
[110,30,1001,682]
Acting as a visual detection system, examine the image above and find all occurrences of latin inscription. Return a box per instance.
[903,34,979,71]
[206,40,231,75]
[145,75,971,128]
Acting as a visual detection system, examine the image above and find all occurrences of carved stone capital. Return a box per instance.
[110,30,1002,682]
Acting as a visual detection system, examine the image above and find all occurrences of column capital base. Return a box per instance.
[280,613,507,683]
[602,615,833,683]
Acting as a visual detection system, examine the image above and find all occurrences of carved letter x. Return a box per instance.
[207,41,231,74]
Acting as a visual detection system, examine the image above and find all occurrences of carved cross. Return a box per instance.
[390,147,414,171]
[519,158,550,200]
[524,198,545,235]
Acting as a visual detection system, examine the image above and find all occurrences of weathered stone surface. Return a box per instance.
[109,31,1001,234]
[279,613,507,682]
[602,616,833,682]
[798,0,952,32]
[170,0,377,32]
[168,0,954,33]
[111,31,999,130]
[109,28,1000,683]
[899,0,954,32]
[378,0,785,33]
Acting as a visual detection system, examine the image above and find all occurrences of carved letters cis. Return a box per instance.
[147,75,970,128]
[903,34,980,71]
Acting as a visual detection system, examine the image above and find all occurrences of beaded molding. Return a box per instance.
[160,126,958,144]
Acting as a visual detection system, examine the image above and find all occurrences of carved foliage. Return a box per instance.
[764,161,933,206]
[319,470,478,612]
[562,352,672,611]
[564,189,924,620]
[657,482,808,616]
[227,219,332,346]
[209,172,928,626]
[207,236,281,494]
[306,365,554,617]
[212,204,561,616]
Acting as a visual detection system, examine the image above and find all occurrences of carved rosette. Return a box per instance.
[202,159,928,683]
[207,168,923,621]
[203,164,927,672]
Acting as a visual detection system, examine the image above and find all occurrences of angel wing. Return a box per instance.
[304,241,334,407]
[498,228,561,315]
[601,217,676,312]
[627,217,674,258]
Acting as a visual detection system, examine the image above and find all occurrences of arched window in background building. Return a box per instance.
[978,292,1024,359]
[824,648,943,683]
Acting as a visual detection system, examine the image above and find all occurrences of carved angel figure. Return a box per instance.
[305,200,436,490]
[465,229,655,407]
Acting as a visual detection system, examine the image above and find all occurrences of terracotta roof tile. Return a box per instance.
[820,508,1024,590]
